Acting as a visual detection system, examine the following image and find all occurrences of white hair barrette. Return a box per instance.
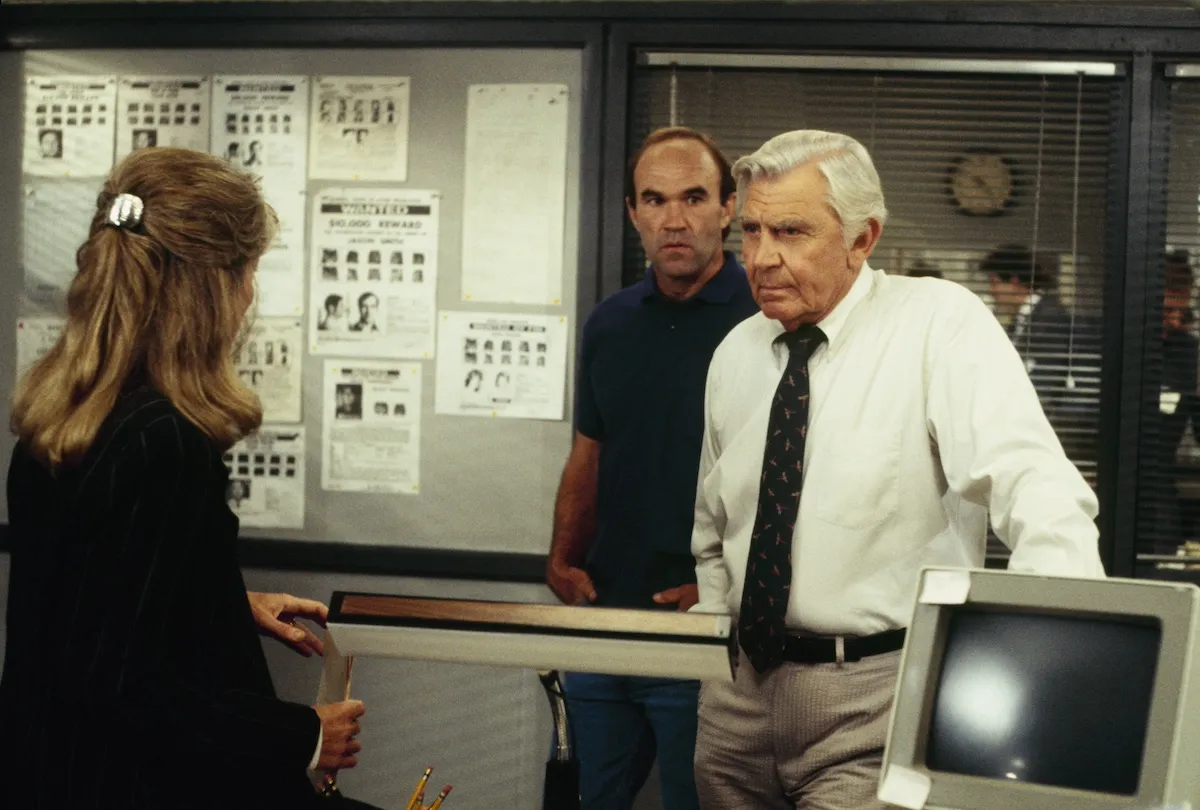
[107,193,144,230]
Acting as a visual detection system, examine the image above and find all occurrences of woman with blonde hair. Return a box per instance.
[0,148,372,809]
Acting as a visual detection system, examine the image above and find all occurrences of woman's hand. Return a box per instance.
[314,700,366,771]
[247,591,328,657]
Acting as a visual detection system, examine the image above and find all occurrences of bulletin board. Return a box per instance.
[0,46,591,559]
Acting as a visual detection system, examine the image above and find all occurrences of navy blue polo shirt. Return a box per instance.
[575,251,758,609]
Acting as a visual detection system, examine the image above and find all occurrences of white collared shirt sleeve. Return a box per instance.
[309,727,322,771]
[691,354,732,615]
[925,287,1104,578]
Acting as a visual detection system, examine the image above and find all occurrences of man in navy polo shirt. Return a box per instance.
[546,127,757,810]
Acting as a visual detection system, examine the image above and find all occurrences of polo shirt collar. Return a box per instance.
[641,251,742,304]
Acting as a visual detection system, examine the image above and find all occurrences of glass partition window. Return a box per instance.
[1142,74,1200,570]
[627,57,1120,563]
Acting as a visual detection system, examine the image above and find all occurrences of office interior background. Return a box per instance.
[4,0,1200,807]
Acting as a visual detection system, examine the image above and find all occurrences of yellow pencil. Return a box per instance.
[428,785,453,810]
[403,766,433,810]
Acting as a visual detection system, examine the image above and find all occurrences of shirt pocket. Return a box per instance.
[810,429,901,530]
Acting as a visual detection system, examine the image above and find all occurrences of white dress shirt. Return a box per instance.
[692,264,1104,636]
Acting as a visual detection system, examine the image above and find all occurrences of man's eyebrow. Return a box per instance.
[639,186,710,199]
[743,217,808,230]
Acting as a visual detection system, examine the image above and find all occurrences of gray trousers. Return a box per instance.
[694,647,901,810]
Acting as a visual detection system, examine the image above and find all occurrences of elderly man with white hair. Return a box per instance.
[689,130,1104,809]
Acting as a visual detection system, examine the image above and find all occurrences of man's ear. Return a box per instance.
[849,218,883,268]
[720,193,736,231]
[626,196,639,229]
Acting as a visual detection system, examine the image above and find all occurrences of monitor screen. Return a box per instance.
[926,610,1161,796]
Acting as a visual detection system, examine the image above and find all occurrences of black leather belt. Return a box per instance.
[781,628,907,664]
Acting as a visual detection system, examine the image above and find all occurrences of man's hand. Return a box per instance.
[314,700,365,771]
[653,584,699,612]
[546,559,597,606]
[247,591,328,657]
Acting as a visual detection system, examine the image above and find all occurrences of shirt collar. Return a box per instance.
[1011,292,1042,338]
[765,261,877,354]
[641,251,743,304]
[1016,292,1042,322]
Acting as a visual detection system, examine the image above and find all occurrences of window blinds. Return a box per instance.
[1141,76,1200,569]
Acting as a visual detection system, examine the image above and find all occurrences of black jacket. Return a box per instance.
[0,388,322,809]
[1153,330,1200,469]
[1012,293,1075,413]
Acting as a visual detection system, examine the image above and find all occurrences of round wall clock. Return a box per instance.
[947,150,1016,217]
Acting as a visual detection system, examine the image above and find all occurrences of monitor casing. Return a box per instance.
[881,568,1200,810]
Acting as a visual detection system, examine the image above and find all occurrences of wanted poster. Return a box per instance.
[222,426,306,529]
[210,75,309,190]
[309,188,438,359]
[309,76,411,181]
[211,75,309,315]
[24,75,118,178]
[22,180,100,301]
[235,317,303,423]
[15,315,65,385]
[116,76,210,161]
[434,311,568,421]
[255,188,307,317]
[322,360,422,494]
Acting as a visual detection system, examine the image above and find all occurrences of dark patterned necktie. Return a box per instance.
[738,324,827,673]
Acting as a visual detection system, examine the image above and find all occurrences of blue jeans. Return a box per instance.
[560,672,701,810]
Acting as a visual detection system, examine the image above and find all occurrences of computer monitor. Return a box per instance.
[879,568,1200,810]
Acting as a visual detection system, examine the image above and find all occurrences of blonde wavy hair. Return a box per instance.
[12,147,275,470]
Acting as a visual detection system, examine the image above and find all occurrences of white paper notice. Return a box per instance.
[23,180,99,301]
[434,311,568,420]
[235,318,304,423]
[309,76,410,181]
[322,360,422,494]
[24,76,118,178]
[918,569,972,605]
[461,84,569,306]
[309,188,438,359]
[877,765,931,810]
[222,426,306,530]
[255,189,307,316]
[211,76,309,316]
[15,315,65,384]
[116,76,210,161]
